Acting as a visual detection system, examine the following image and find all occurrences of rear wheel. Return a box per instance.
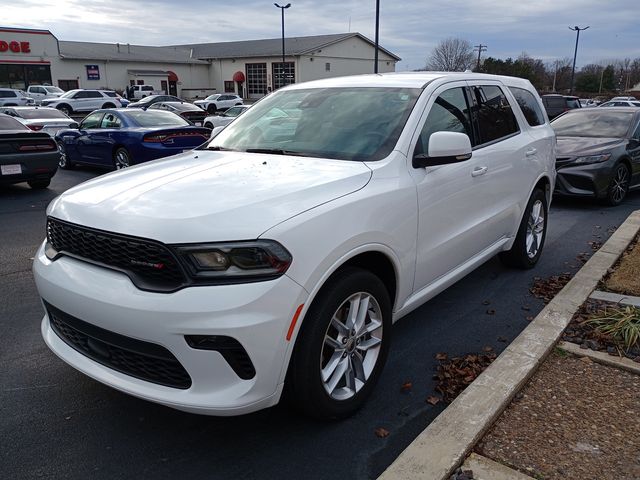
[28,178,51,189]
[204,122,213,129]
[605,163,630,206]
[499,188,547,269]
[102,102,115,109]
[113,147,131,170]
[286,267,391,419]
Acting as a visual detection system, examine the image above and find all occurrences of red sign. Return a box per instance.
[0,41,31,53]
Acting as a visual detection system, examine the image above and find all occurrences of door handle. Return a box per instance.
[525,148,537,157]
[471,166,488,177]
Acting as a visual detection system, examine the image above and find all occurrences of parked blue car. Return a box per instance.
[55,108,211,170]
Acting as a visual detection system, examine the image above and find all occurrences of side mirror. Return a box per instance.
[413,131,472,168]
[69,122,79,129]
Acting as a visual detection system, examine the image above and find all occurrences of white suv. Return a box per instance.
[26,85,65,104]
[41,89,124,115]
[34,73,555,418]
[194,94,243,113]
[0,88,35,107]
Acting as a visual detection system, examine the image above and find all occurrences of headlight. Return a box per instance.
[174,240,292,284]
[572,153,611,165]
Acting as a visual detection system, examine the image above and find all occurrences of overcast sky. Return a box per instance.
[4,0,639,70]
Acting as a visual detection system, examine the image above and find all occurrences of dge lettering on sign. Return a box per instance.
[0,41,31,53]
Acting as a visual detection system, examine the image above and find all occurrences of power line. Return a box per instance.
[474,44,487,71]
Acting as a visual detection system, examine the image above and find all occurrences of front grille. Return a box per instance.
[46,217,187,292]
[46,301,192,389]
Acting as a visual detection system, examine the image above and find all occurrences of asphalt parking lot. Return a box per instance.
[2,168,640,480]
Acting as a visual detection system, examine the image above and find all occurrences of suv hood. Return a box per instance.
[556,136,625,156]
[48,151,372,243]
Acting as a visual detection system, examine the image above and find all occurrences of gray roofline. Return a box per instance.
[296,33,401,61]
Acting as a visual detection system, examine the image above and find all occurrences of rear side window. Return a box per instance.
[415,87,474,156]
[0,90,17,98]
[86,91,103,98]
[104,92,117,97]
[509,87,545,126]
[544,97,565,108]
[565,98,581,108]
[473,86,519,144]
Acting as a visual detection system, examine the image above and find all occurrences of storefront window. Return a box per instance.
[0,64,52,89]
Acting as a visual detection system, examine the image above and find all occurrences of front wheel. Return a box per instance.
[499,188,547,269]
[286,267,391,419]
[204,122,213,129]
[57,104,72,116]
[605,163,630,206]
[28,178,51,189]
[113,147,131,170]
[57,141,74,169]
[207,105,217,114]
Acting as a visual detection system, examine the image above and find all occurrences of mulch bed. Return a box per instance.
[433,349,498,404]
[476,351,640,480]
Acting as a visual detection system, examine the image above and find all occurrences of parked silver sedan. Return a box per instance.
[0,106,78,136]
[203,105,251,129]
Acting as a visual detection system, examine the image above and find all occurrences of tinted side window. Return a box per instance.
[415,87,474,156]
[509,87,545,126]
[73,91,87,99]
[86,91,103,98]
[473,86,519,144]
[80,112,104,129]
[0,90,17,98]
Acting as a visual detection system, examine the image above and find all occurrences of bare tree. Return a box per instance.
[426,37,475,72]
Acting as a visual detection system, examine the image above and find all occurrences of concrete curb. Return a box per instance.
[461,453,536,480]
[558,341,640,375]
[590,290,640,307]
[379,210,640,480]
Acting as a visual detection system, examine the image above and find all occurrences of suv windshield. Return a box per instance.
[551,111,633,138]
[208,87,421,161]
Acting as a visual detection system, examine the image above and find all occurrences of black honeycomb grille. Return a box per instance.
[46,302,192,389]
[46,217,186,292]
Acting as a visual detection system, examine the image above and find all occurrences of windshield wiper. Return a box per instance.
[245,148,308,157]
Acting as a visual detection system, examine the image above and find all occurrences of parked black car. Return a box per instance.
[148,101,208,126]
[0,114,60,189]
[542,94,581,119]
[126,95,183,109]
[551,107,640,205]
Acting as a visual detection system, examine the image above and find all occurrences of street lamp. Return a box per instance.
[569,25,589,95]
[274,3,291,65]
[374,0,380,73]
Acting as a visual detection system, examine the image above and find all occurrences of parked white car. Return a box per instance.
[131,85,163,99]
[0,106,77,136]
[26,85,65,104]
[598,100,640,108]
[41,90,124,115]
[194,93,243,114]
[0,88,35,107]
[34,72,555,418]
[203,104,250,128]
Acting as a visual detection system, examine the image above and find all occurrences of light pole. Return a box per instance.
[274,3,291,87]
[374,0,380,73]
[569,25,589,95]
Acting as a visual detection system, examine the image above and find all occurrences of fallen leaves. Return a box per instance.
[426,395,441,405]
[435,352,448,361]
[374,427,390,438]
[433,350,497,403]
[400,381,413,393]
[530,273,573,304]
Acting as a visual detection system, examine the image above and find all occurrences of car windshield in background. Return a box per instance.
[551,111,634,138]
[0,115,29,130]
[59,90,78,98]
[124,110,189,127]
[45,86,64,94]
[208,87,421,161]
[17,109,69,119]
[205,95,220,100]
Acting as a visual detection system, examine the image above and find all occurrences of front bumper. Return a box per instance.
[554,160,615,199]
[33,241,308,415]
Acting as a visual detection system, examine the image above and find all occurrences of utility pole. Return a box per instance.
[374,0,380,73]
[569,25,589,95]
[599,67,605,94]
[473,44,487,71]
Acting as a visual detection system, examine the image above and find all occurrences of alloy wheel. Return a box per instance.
[320,292,383,401]
[114,149,130,169]
[526,199,545,259]
[57,142,67,168]
[611,165,629,204]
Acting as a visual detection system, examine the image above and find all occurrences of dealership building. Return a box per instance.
[0,26,399,100]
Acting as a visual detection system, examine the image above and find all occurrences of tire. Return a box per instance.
[207,104,217,114]
[28,178,51,189]
[286,267,392,419]
[57,141,74,169]
[57,104,72,116]
[102,103,115,109]
[235,102,242,106]
[605,162,630,206]
[113,147,132,170]
[204,122,213,129]
[499,188,548,269]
